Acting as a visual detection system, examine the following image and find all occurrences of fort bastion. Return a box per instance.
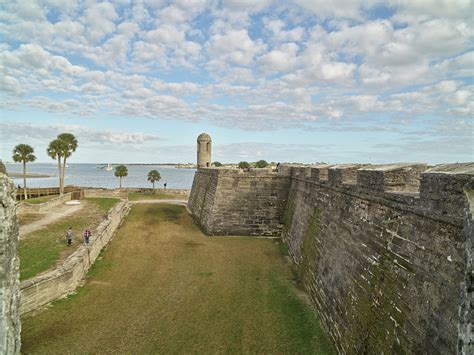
[188,155,474,354]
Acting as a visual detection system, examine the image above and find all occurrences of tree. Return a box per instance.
[238,161,250,169]
[12,144,36,199]
[57,133,78,195]
[115,165,128,189]
[147,169,161,191]
[213,161,222,167]
[47,139,67,194]
[255,160,269,168]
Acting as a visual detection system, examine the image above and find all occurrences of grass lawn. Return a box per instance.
[21,204,336,354]
[128,191,185,201]
[19,197,120,281]
[85,197,121,212]
[22,194,59,204]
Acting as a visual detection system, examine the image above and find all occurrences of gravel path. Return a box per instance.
[19,203,85,238]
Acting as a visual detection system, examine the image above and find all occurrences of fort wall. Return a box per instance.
[189,163,473,353]
[0,174,21,354]
[16,192,72,214]
[188,168,291,235]
[20,200,130,315]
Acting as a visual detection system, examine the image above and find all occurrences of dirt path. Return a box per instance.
[19,203,85,238]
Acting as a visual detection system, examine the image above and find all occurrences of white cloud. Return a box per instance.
[207,29,266,67]
[82,2,118,43]
[257,43,298,73]
[0,122,159,146]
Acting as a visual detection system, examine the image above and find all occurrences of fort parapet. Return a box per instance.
[188,162,474,354]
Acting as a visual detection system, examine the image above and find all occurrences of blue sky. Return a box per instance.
[0,0,473,164]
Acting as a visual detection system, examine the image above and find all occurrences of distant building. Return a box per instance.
[197,133,212,168]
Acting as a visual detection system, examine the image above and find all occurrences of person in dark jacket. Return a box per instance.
[66,227,73,246]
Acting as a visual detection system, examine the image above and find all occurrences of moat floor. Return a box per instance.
[21,204,335,354]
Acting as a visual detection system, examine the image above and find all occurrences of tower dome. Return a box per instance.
[197,133,211,141]
[197,133,212,168]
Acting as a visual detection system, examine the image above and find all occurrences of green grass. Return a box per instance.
[85,197,121,212]
[20,216,87,280]
[19,199,119,281]
[17,213,45,226]
[128,191,184,201]
[22,194,59,204]
[22,204,336,354]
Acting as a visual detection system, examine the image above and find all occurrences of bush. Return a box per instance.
[255,160,269,168]
[213,161,222,167]
[238,161,250,169]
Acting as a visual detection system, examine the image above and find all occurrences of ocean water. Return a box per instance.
[5,163,196,189]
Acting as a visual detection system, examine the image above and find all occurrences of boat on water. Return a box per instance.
[106,163,113,171]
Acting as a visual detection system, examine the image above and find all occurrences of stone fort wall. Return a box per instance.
[0,174,21,354]
[188,163,474,353]
[188,168,291,235]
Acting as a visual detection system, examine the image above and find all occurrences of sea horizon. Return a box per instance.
[5,162,196,190]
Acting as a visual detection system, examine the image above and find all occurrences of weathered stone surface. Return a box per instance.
[20,200,130,315]
[197,133,212,169]
[421,163,474,219]
[357,163,427,193]
[188,162,474,353]
[188,168,291,235]
[0,174,21,354]
[458,186,474,354]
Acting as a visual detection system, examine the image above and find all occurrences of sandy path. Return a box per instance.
[19,203,85,238]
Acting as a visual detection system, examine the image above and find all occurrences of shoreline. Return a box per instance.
[8,173,53,179]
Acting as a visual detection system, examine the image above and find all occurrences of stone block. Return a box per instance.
[328,164,364,185]
[420,163,474,218]
[357,163,427,192]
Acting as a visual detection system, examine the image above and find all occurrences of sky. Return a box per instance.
[0,0,473,164]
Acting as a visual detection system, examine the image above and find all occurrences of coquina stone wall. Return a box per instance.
[188,168,291,235]
[16,192,72,214]
[0,174,21,354]
[189,162,474,353]
[20,200,130,315]
[459,187,474,354]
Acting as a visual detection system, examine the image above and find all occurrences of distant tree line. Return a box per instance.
[238,160,271,169]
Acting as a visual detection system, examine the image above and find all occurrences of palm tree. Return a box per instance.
[147,170,161,192]
[47,139,66,194]
[12,144,36,199]
[57,133,78,194]
[115,165,128,189]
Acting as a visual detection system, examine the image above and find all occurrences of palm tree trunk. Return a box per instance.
[119,176,122,189]
[152,181,155,192]
[57,157,62,195]
[61,157,67,195]
[23,161,27,200]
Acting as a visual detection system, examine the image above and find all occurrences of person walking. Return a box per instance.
[66,227,73,246]
[84,228,92,245]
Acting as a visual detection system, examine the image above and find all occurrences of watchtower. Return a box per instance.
[197,133,212,168]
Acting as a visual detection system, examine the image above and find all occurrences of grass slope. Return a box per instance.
[22,204,335,354]
[128,191,184,201]
[19,198,120,281]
